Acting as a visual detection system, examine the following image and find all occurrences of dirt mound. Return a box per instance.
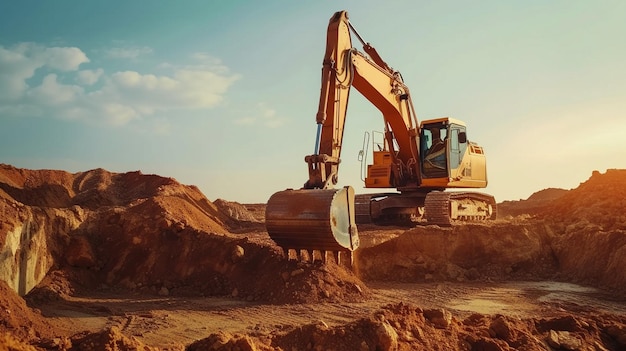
[68,326,159,351]
[0,280,55,342]
[480,170,626,293]
[0,333,39,351]
[213,199,266,233]
[65,220,367,304]
[498,169,626,227]
[213,199,262,223]
[188,302,626,350]
[187,331,272,351]
[357,223,625,294]
[527,187,568,202]
[0,164,368,304]
[0,164,228,227]
[545,169,626,230]
[356,222,558,283]
[497,187,568,218]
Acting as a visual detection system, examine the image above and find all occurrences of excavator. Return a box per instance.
[265,10,496,264]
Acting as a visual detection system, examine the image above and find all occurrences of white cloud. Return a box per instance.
[43,46,89,70]
[0,103,42,116]
[104,46,153,59]
[191,53,221,64]
[104,68,239,115]
[174,69,236,107]
[0,43,243,128]
[0,45,44,99]
[28,74,83,105]
[112,71,178,91]
[0,43,88,100]
[76,68,103,85]
[101,103,141,126]
[189,53,231,74]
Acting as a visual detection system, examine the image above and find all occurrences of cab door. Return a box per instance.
[449,124,467,170]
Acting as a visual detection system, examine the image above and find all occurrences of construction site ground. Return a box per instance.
[1,165,625,350]
[34,241,626,350]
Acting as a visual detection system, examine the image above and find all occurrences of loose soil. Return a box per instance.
[1,164,625,350]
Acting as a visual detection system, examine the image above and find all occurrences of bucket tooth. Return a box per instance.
[333,251,353,268]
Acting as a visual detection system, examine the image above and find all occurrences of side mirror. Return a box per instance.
[459,132,467,143]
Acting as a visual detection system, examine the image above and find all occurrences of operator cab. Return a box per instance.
[420,118,468,179]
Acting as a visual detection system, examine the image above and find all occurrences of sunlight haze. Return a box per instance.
[1,0,624,203]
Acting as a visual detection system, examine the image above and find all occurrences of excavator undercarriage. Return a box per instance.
[355,191,496,226]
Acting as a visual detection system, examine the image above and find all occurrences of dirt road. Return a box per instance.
[36,280,625,350]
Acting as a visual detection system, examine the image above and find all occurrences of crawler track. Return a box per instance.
[424,191,497,226]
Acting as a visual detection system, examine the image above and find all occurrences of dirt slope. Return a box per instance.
[497,187,568,217]
[545,169,626,231]
[543,169,626,291]
[0,280,56,341]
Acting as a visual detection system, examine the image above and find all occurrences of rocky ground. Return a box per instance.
[0,164,625,350]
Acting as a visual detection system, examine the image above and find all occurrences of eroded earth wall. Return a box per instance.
[0,200,84,295]
[0,164,229,296]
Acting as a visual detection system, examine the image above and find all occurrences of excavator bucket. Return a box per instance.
[265,186,359,264]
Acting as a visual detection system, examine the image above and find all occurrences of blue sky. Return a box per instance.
[1,1,624,203]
